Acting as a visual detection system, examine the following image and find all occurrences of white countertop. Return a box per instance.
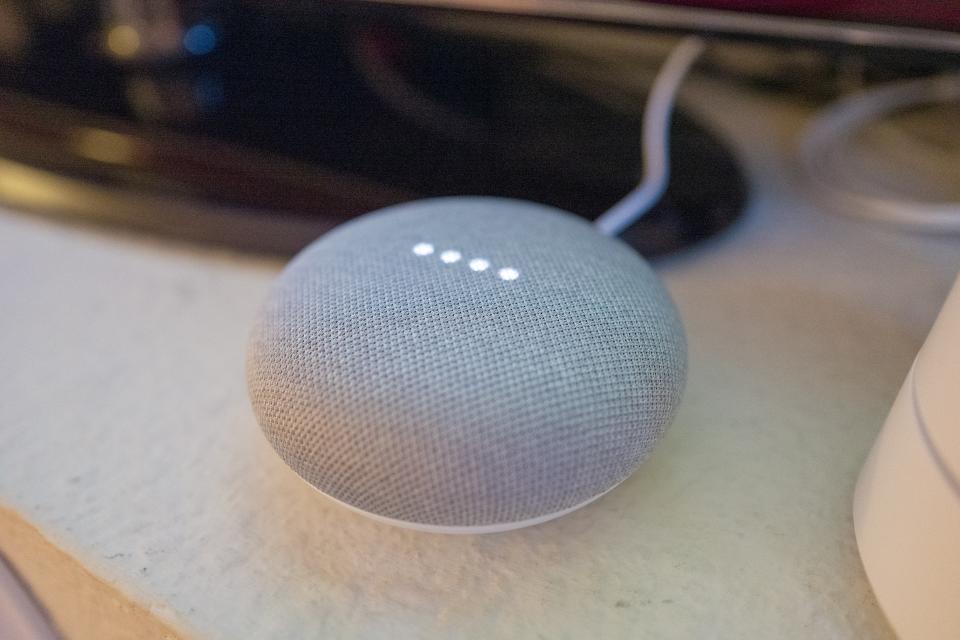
[1,80,958,639]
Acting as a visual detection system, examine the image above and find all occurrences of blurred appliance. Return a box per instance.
[0,1,956,254]
[854,272,960,640]
[367,0,960,51]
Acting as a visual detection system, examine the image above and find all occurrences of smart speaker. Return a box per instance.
[854,272,960,639]
[247,197,687,533]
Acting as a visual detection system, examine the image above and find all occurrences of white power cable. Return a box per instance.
[593,36,706,237]
[799,73,960,233]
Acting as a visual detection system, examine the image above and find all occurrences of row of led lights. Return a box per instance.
[412,243,520,281]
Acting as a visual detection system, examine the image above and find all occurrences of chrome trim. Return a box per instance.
[357,0,960,53]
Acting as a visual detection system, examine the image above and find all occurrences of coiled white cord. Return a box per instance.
[799,73,960,234]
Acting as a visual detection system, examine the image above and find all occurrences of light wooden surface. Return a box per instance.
[1,79,958,639]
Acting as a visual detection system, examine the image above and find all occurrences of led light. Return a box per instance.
[183,23,217,56]
[498,267,520,281]
[468,258,490,272]
[440,250,462,264]
[107,24,141,58]
[412,243,434,256]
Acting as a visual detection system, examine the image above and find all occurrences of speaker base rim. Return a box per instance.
[299,476,624,535]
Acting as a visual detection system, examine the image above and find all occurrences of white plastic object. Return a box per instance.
[854,272,960,639]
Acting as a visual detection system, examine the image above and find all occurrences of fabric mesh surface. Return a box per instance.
[247,198,686,527]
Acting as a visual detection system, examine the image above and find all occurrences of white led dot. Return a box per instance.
[440,250,462,264]
[412,243,434,256]
[468,258,490,272]
[498,267,520,281]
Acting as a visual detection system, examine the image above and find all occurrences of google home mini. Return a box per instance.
[246,197,687,533]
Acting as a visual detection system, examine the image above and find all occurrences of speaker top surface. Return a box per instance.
[247,197,686,530]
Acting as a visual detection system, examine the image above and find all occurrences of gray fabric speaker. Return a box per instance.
[247,197,687,533]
